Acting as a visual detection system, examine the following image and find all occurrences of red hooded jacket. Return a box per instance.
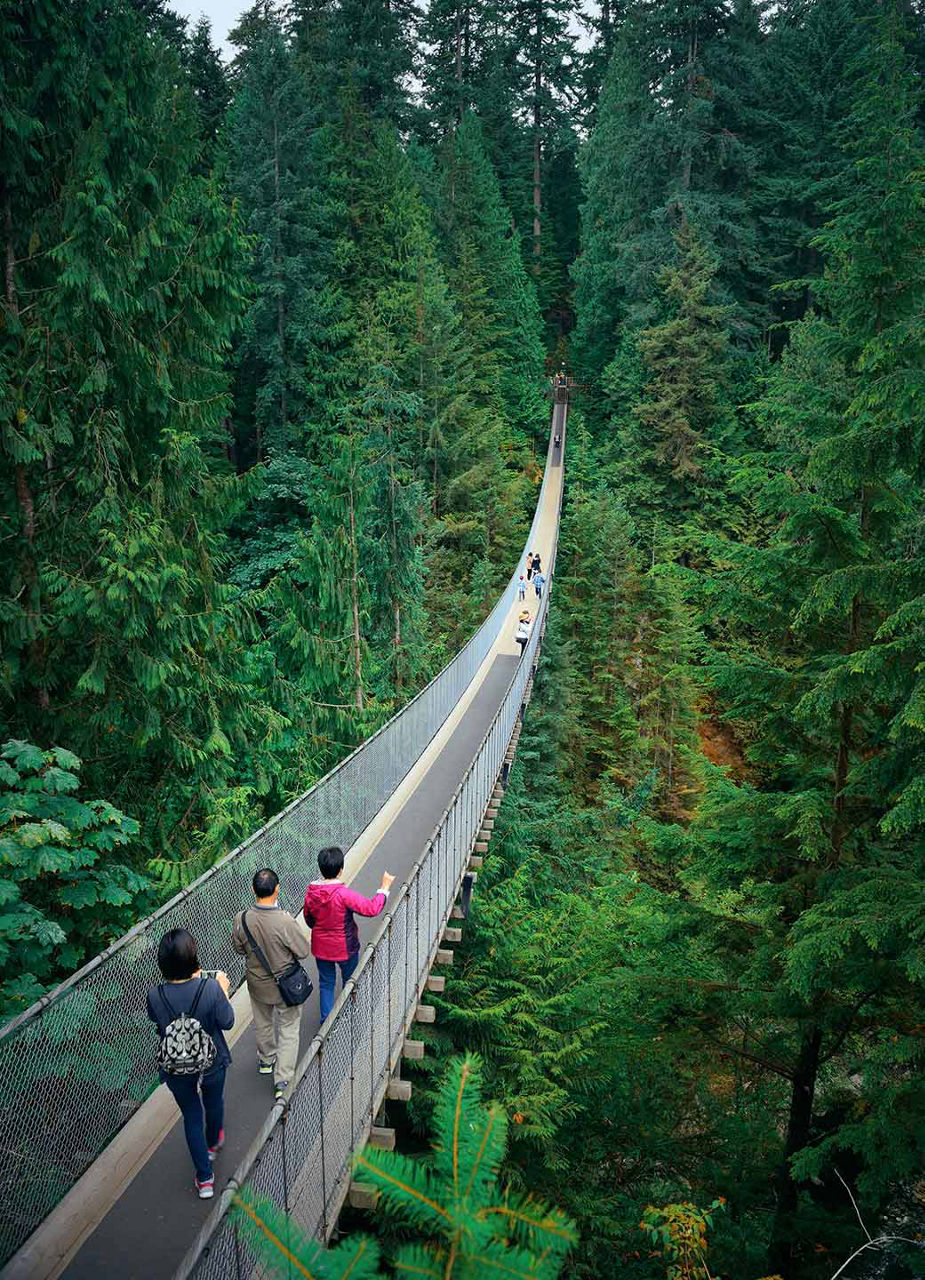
[303,879,387,962]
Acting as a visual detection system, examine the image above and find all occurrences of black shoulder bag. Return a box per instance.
[241,912,313,1008]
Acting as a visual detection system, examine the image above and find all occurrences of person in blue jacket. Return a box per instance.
[146,929,235,1198]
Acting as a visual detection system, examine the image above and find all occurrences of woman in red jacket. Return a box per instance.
[304,846,395,1019]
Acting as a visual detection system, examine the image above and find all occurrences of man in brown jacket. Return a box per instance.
[232,868,310,1100]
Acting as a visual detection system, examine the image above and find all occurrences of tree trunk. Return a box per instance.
[768,1026,823,1275]
[832,508,864,863]
[454,4,462,100]
[681,23,698,193]
[463,1,470,82]
[532,109,542,265]
[532,3,542,267]
[393,603,402,694]
[273,115,286,455]
[4,189,48,710]
[600,0,612,47]
[386,422,403,693]
[347,471,365,712]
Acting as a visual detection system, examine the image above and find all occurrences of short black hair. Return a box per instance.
[157,928,199,981]
[318,846,345,879]
[253,868,279,898]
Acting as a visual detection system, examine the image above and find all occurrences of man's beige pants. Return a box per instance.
[251,996,302,1087]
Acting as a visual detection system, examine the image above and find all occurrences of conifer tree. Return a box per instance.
[757,0,870,329]
[185,16,231,170]
[330,0,417,121]
[354,1056,576,1277]
[509,0,576,270]
[435,113,546,438]
[572,37,658,399]
[233,1058,575,1279]
[227,10,342,464]
[418,0,487,137]
[0,0,277,861]
[631,219,732,526]
[686,10,925,1266]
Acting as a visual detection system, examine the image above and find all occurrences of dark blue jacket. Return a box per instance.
[146,977,235,1077]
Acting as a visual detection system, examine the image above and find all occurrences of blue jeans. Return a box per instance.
[165,1065,226,1182]
[317,954,359,1020]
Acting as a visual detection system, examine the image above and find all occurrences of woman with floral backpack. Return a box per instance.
[146,928,235,1198]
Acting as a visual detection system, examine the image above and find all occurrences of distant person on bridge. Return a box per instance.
[146,929,234,1199]
[518,574,527,601]
[526,551,534,581]
[232,868,311,1101]
[531,552,542,577]
[534,570,546,599]
[515,612,531,656]
[304,847,395,1020]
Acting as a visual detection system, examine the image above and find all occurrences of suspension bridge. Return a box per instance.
[0,391,568,1280]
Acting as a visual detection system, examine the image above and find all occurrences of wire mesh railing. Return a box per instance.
[0,397,566,1268]
[175,405,564,1280]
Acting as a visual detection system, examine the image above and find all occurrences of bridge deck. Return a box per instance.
[42,404,565,1280]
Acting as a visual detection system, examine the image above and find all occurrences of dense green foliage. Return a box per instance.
[0,740,148,1016]
[2,1,925,1277]
[399,3,925,1279]
[233,1056,575,1279]
[0,0,547,990]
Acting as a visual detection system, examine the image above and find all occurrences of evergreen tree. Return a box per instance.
[510,0,576,262]
[574,0,766,421]
[418,0,486,136]
[185,16,231,170]
[687,11,925,1267]
[330,0,417,121]
[233,1057,575,1279]
[757,0,870,333]
[0,0,278,863]
[572,36,659,399]
[435,113,546,438]
[227,10,342,464]
[630,219,733,527]
[354,1056,576,1277]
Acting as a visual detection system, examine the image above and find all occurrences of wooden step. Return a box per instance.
[443,926,462,943]
[469,855,483,869]
[387,1077,412,1102]
[402,1039,425,1061]
[426,975,445,993]
[436,948,454,965]
[369,1127,395,1151]
[415,1004,436,1023]
[349,1182,379,1210]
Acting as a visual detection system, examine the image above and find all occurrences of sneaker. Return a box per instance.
[208,1129,225,1160]
[257,1059,274,1075]
[195,1176,215,1199]
[274,1082,288,1101]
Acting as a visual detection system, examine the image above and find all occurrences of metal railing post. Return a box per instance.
[349,987,356,1144]
[318,1049,327,1236]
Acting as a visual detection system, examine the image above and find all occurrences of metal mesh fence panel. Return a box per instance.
[284,1061,324,1232]
[0,399,566,1271]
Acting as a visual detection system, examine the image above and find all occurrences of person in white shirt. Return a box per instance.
[515,613,531,656]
